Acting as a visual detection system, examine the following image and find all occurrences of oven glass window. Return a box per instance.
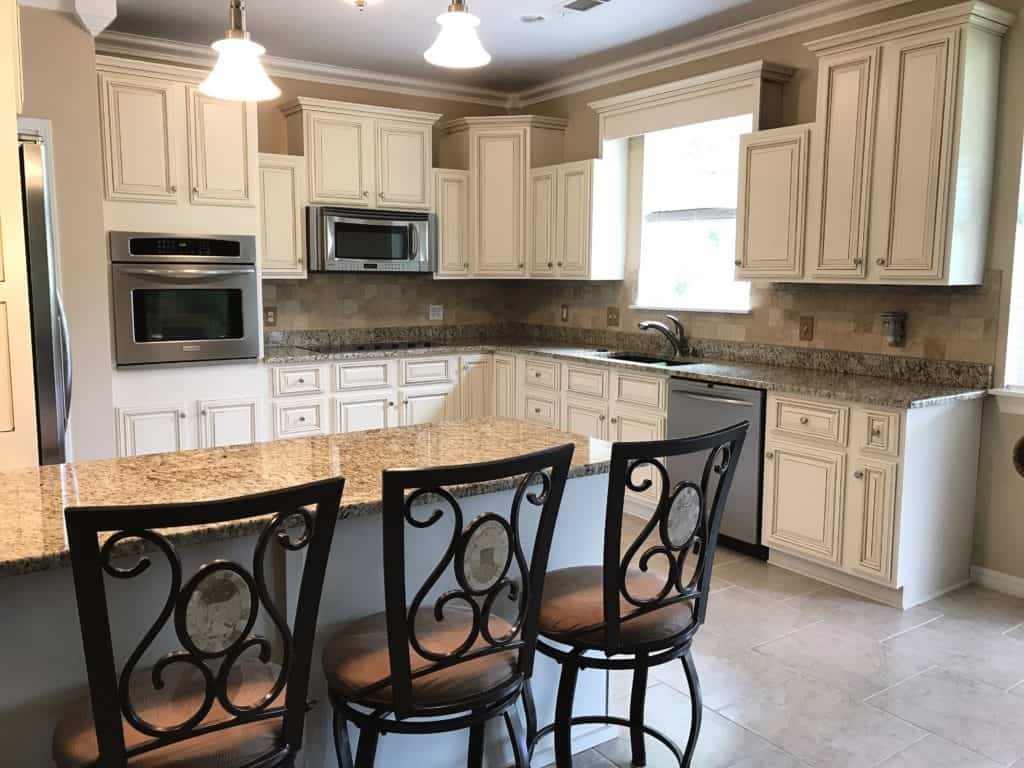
[131,289,244,342]
[334,221,409,261]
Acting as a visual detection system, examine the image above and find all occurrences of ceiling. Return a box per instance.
[109,0,820,92]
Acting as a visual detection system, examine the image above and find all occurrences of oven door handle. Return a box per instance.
[115,266,256,279]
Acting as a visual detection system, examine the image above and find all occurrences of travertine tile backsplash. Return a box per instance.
[263,268,1002,368]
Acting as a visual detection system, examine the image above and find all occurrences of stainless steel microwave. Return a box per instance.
[110,232,260,366]
[308,206,435,273]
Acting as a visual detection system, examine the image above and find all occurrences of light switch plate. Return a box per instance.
[428,304,444,321]
[607,306,620,327]
[561,304,569,322]
[264,306,277,327]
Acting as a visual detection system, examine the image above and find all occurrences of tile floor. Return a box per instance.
[544,517,1024,768]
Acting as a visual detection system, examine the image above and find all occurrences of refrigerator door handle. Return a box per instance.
[56,290,71,426]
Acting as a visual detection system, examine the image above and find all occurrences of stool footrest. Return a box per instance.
[528,715,686,767]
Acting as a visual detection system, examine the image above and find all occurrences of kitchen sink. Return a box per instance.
[605,352,680,365]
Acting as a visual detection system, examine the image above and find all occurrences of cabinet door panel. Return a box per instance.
[334,392,396,434]
[736,127,809,279]
[435,169,471,276]
[117,404,188,457]
[401,385,457,426]
[377,121,431,209]
[259,154,306,278]
[529,167,557,276]
[763,442,844,563]
[473,131,526,275]
[558,162,592,277]
[460,355,493,420]
[100,75,178,202]
[198,399,258,448]
[309,114,374,205]
[809,49,879,278]
[188,88,252,206]
[845,458,898,584]
[494,354,516,418]
[611,407,665,506]
[871,30,958,280]
[565,398,607,440]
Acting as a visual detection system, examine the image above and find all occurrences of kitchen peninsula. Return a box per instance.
[0,418,615,768]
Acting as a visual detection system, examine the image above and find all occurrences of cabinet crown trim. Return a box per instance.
[806,1,1013,52]
[280,97,442,124]
[96,54,208,83]
[442,115,570,135]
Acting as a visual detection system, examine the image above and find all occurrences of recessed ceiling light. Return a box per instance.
[344,0,373,10]
[520,14,547,23]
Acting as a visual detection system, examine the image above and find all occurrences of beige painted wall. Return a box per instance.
[19,7,115,461]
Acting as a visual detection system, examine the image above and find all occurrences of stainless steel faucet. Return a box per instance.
[639,314,687,357]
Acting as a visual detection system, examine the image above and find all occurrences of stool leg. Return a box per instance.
[522,678,538,746]
[332,709,355,768]
[504,710,530,768]
[554,657,580,768]
[354,727,379,768]
[630,656,649,767]
[468,722,485,768]
[681,649,703,768]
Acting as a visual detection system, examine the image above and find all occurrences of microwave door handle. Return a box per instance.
[115,267,256,279]
[409,224,419,260]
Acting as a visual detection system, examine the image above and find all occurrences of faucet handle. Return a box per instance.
[664,314,685,340]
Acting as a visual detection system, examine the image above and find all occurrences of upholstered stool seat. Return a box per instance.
[538,566,695,649]
[53,679,284,768]
[323,608,518,708]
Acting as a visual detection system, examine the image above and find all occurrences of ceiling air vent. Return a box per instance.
[563,0,610,11]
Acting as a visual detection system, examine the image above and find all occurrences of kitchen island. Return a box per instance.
[0,418,616,767]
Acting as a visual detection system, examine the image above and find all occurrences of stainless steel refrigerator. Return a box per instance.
[19,134,71,465]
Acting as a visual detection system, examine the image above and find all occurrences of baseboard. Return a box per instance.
[529,724,619,768]
[971,565,1024,598]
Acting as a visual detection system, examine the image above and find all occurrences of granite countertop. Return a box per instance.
[0,418,610,579]
[264,342,985,410]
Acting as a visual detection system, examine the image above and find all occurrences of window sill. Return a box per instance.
[629,304,753,316]
[990,388,1024,415]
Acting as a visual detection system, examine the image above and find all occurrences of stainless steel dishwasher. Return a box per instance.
[667,379,767,559]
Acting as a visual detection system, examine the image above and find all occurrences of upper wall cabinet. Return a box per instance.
[737,3,1013,285]
[282,98,441,210]
[258,153,307,279]
[439,116,568,278]
[434,168,471,277]
[187,87,252,206]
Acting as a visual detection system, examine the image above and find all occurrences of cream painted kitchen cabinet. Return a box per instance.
[99,72,179,204]
[198,398,259,448]
[434,169,471,277]
[735,125,811,280]
[258,153,307,279]
[528,166,558,276]
[333,391,398,433]
[494,354,516,418]
[116,403,191,457]
[564,397,609,440]
[460,354,493,420]
[283,98,440,210]
[186,87,253,206]
[400,384,458,426]
[843,456,898,583]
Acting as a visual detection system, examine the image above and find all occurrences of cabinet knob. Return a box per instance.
[854,470,864,479]
[519,262,525,268]
[557,261,563,267]
[192,186,199,195]
[547,262,553,268]
[534,407,542,414]
[853,258,863,266]
[388,401,395,407]
[871,427,883,438]
[403,399,409,405]
[170,185,178,193]
[298,416,306,422]
[766,451,774,459]
[799,416,809,425]
[734,260,742,267]
[363,190,369,197]
[599,415,606,421]
[297,378,305,384]
[379,192,385,199]
[876,258,886,266]
[610,417,618,424]
[200,409,207,416]
[178,411,186,419]
[534,372,542,378]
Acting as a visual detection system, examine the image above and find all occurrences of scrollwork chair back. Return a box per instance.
[379,443,574,719]
[63,478,344,767]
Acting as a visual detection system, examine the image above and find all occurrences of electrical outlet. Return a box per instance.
[428,304,444,321]
[561,304,569,322]
[607,306,620,327]
[264,306,277,327]
[799,315,814,341]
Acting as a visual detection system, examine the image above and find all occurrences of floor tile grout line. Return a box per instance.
[877,613,946,644]
[1003,620,1024,637]
[866,731,931,768]
[863,664,940,705]
[749,618,826,651]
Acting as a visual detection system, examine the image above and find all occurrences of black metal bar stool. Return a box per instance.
[321,444,574,768]
[527,423,748,767]
[55,478,345,768]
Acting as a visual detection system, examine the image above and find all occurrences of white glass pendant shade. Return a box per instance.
[200,0,281,101]
[424,8,491,69]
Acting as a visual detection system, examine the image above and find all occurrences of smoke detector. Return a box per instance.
[562,0,611,11]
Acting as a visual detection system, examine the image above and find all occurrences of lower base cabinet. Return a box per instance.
[843,457,897,583]
[610,404,666,507]
[564,397,608,440]
[400,384,458,426]
[116,403,190,457]
[333,391,398,433]
[198,399,259,448]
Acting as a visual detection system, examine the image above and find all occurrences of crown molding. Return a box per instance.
[280,96,442,124]
[441,114,570,135]
[94,30,513,109]
[510,0,920,106]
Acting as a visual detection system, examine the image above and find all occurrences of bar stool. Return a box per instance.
[55,478,345,768]
[321,444,574,768]
[528,423,749,767]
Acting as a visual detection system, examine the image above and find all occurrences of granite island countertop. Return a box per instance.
[0,418,610,578]
[264,342,986,409]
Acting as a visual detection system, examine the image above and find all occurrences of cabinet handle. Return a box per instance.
[876,258,886,266]
[766,451,774,459]
[854,470,864,479]
[799,416,809,425]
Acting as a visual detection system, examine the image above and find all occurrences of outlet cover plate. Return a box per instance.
[561,304,569,322]
[799,316,814,341]
[607,306,620,327]
[429,304,444,321]
[264,306,277,327]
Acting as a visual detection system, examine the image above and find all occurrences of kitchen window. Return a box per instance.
[1002,160,1024,392]
[634,114,753,313]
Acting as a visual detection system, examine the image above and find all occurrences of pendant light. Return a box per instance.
[424,0,492,69]
[199,0,281,102]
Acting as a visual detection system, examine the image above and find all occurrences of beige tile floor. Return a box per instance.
[545,517,1024,768]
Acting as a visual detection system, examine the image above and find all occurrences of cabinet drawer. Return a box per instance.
[612,371,666,410]
[564,364,608,399]
[854,408,900,456]
[401,357,455,385]
[273,366,324,397]
[523,392,560,428]
[334,360,395,391]
[273,399,327,438]
[770,396,848,446]
[523,358,560,392]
